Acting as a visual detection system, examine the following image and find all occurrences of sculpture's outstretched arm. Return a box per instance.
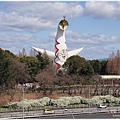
[68,47,83,58]
[32,46,55,60]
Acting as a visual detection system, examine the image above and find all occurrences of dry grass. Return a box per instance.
[0,91,78,106]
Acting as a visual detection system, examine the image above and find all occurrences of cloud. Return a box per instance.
[1,28,119,60]
[84,1,120,20]
[66,30,120,45]
[0,1,120,60]
[63,30,120,60]
[0,32,36,44]
[0,32,36,53]
[0,2,83,32]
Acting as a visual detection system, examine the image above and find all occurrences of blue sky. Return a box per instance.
[0,1,120,60]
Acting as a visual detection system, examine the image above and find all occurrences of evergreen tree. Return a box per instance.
[90,60,101,74]
[64,55,86,74]
[81,61,94,76]
[36,51,51,70]
[0,48,11,86]
[100,60,107,75]
[19,56,41,77]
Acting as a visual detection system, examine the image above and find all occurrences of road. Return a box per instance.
[34,113,120,119]
[0,106,120,119]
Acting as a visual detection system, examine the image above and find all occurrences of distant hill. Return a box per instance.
[99,58,108,61]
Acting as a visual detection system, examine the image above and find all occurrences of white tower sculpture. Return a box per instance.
[32,18,83,73]
[54,18,69,70]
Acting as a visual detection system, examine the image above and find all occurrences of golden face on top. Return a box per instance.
[59,19,69,30]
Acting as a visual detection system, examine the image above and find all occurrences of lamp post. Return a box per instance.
[22,87,24,119]
[110,79,113,107]
[88,85,90,112]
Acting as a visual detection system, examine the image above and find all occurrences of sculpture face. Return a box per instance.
[57,49,68,62]
[59,19,69,30]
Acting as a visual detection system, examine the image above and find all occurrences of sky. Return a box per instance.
[0,1,120,60]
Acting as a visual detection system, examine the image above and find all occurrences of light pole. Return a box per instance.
[110,79,113,107]
[71,112,75,119]
[88,85,90,112]
[22,87,24,119]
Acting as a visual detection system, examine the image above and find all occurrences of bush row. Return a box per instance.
[4,95,120,109]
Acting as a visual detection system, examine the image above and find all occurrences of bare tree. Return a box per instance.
[17,51,23,57]
[107,50,120,75]
[22,48,27,57]
[29,48,37,57]
[35,65,56,96]
[7,89,16,102]
[106,52,115,74]
[116,50,120,74]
